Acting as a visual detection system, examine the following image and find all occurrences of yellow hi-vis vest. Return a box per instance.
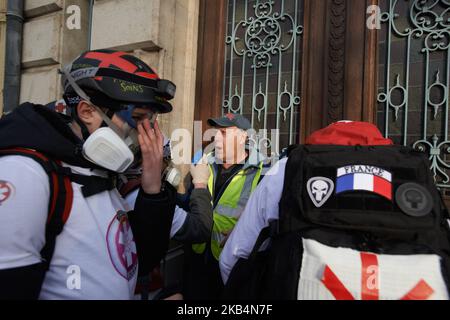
[192,159,264,261]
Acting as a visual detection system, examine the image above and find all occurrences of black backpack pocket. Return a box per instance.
[293,146,442,235]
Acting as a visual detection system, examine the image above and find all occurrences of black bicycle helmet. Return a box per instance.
[61,49,175,113]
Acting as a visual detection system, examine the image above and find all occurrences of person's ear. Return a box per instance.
[76,101,97,125]
[76,101,104,134]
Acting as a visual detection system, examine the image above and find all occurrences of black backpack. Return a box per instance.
[224,145,450,300]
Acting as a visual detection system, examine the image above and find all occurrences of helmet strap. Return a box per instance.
[75,114,92,141]
[61,66,125,138]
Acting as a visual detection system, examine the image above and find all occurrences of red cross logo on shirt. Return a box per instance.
[0,181,13,205]
[117,219,137,269]
[321,252,435,300]
[106,212,138,280]
[55,103,67,114]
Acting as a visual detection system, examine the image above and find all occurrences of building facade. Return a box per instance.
[1,0,449,194]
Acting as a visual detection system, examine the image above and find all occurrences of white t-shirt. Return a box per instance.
[0,156,138,300]
[219,158,287,283]
[125,189,187,239]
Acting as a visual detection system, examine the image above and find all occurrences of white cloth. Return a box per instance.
[125,189,187,239]
[0,156,138,300]
[219,158,287,283]
[0,156,49,270]
[298,238,449,300]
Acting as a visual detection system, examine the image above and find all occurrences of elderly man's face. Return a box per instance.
[214,126,247,164]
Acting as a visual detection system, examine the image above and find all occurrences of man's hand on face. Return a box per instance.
[137,119,164,194]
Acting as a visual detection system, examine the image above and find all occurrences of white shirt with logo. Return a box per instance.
[0,156,138,300]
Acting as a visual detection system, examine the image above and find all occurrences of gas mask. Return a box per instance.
[82,106,157,173]
[60,61,176,173]
[116,121,182,188]
[161,136,181,188]
[82,127,138,173]
[120,136,181,189]
[61,67,158,173]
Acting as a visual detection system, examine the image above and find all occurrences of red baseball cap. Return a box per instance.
[306,121,393,146]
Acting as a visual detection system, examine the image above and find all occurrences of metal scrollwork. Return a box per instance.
[379,0,450,188]
[223,0,304,148]
[413,135,450,187]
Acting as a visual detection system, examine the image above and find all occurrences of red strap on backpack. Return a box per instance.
[0,148,73,268]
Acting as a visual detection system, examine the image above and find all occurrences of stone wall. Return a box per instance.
[20,0,90,104]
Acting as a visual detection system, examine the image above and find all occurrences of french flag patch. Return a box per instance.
[336,165,393,200]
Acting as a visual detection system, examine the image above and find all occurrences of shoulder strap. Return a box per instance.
[0,148,74,269]
[248,221,279,260]
[119,178,142,198]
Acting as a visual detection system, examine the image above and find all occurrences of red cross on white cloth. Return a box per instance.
[297,239,449,300]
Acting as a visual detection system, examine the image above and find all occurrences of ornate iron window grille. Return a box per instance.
[378,0,450,188]
[222,0,304,157]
